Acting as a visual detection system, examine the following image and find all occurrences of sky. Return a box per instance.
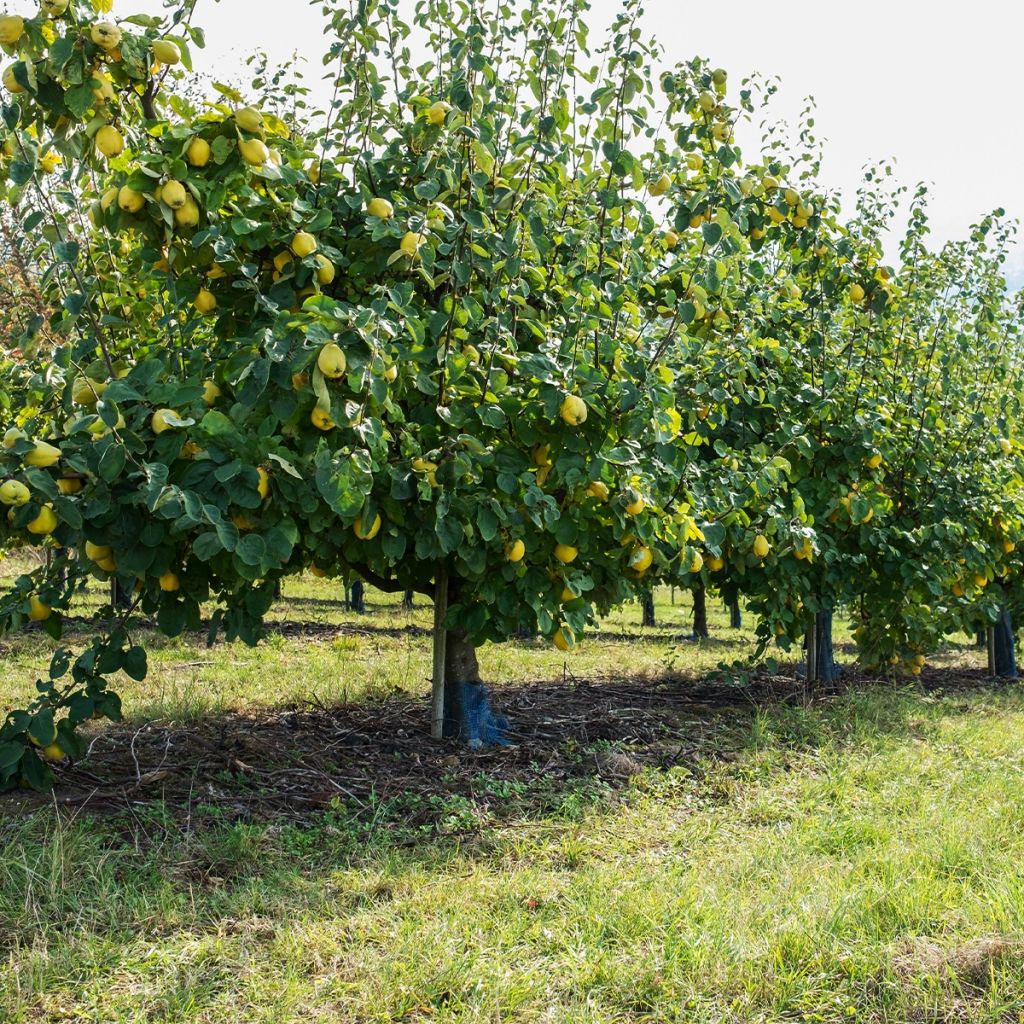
[93,0,1024,285]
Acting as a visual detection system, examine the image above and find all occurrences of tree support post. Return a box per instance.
[430,564,449,740]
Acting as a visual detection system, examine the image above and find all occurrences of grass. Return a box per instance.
[2,555,1021,1022]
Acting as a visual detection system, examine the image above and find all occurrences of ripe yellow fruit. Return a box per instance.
[586,481,609,502]
[865,452,882,469]
[554,543,578,565]
[28,596,51,622]
[117,186,145,213]
[25,442,61,468]
[354,514,382,541]
[159,571,180,592]
[649,173,671,197]
[151,409,177,434]
[238,138,269,166]
[160,179,187,210]
[426,100,451,125]
[174,196,200,229]
[90,21,121,50]
[1003,539,1015,554]
[317,343,346,379]
[310,565,327,578]
[974,574,988,588]
[0,14,25,44]
[311,406,335,430]
[663,230,679,249]
[707,555,724,572]
[2,427,24,449]
[752,534,770,559]
[367,197,394,219]
[624,492,646,516]
[560,586,576,603]
[42,742,66,762]
[686,153,704,172]
[315,254,335,285]
[195,288,217,313]
[400,231,425,257]
[559,394,587,427]
[186,136,210,167]
[72,376,107,406]
[384,365,398,382]
[56,477,82,495]
[532,444,552,468]
[95,124,123,158]
[84,541,111,562]
[629,545,653,573]
[553,626,574,652]
[849,283,865,303]
[27,505,58,536]
[151,39,180,65]
[998,438,1013,455]
[697,90,716,113]
[234,106,265,133]
[0,480,30,506]
[688,551,704,574]
[505,539,525,563]
[2,64,24,94]
[202,380,221,406]
[291,231,317,258]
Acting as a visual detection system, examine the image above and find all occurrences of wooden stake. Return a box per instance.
[431,563,449,739]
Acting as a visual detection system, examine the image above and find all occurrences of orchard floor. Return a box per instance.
[2,561,1024,1022]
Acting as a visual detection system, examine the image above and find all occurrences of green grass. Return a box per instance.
[2,555,1020,1022]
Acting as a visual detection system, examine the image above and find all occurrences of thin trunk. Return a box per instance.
[349,579,366,613]
[692,584,709,639]
[641,590,656,627]
[729,601,742,630]
[804,607,839,688]
[991,607,1017,679]
[402,588,414,610]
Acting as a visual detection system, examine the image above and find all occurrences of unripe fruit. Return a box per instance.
[151,39,180,65]
[95,125,123,158]
[505,539,525,563]
[234,106,265,133]
[185,136,210,167]
[238,138,269,166]
[697,91,716,112]
[117,186,145,213]
[367,197,394,219]
[0,15,24,43]
[291,231,317,258]
[554,543,578,565]
[353,513,382,541]
[72,376,107,406]
[90,22,121,51]
[317,343,346,379]
[160,179,187,210]
[0,480,30,506]
[560,394,587,426]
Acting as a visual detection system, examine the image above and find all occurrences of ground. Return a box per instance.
[1,554,1023,1023]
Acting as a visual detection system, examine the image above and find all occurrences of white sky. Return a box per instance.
[47,0,1024,283]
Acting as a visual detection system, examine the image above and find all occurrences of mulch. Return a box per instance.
[0,664,1005,832]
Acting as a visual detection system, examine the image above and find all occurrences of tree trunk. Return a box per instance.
[402,588,414,610]
[692,584,709,639]
[990,607,1017,679]
[804,607,840,688]
[349,579,365,613]
[110,578,132,609]
[729,601,742,630]
[975,625,987,648]
[641,590,656,627]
